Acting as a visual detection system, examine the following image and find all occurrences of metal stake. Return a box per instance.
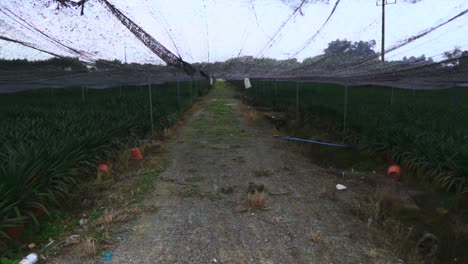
[190,79,193,103]
[149,78,154,133]
[296,82,299,118]
[390,86,394,105]
[177,80,181,110]
[454,83,459,129]
[275,80,277,97]
[344,85,348,135]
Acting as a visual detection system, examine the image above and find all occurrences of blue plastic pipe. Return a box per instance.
[280,136,353,148]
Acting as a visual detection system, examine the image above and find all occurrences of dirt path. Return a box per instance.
[52,82,400,264]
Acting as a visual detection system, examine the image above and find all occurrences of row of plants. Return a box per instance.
[234,79,468,193]
[0,80,210,243]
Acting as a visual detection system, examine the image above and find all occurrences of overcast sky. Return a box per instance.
[0,0,467,64]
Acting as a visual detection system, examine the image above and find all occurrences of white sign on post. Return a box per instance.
[244,78,252,89]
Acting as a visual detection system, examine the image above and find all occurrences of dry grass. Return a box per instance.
[236,183,269,211]
[247,191,267,209]
[242,111,258,120]
[348,185,402,223]
[308,231,322,243]
[79,237,97,256]
[141,143,164,155]
[113,144,136,172]
[95,208,148,226]
[318,185,336,201]
[245,182,267,209]
[369,186,402,222]
[163,127,175,138]
[381,218,425,264]
[349,187,428,264]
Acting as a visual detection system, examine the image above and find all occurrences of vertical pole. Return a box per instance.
[149,78,154,134]
[262,80,265,96]
[124,44,127,64]
[82,86,85,102]
[344,85,348,136]
[177,80,181,110]
[296,82,299,118]
[381,1,385,63]
[255,81,258,98]
[390,86,394,105]
[190,79,193,103]
[454,83,458,129]
[275,80,278,97]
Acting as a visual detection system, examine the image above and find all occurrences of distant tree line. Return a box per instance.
[1,39,466,74]
[0,57,86,71]
[215,39,467,73]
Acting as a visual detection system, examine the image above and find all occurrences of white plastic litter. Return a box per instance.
[336,184,347,191]
[79,218,88,225]
[210,77,213,86]
[19,253,38,264]
[244,78,252,89]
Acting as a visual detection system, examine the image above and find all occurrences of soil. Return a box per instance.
[49,82,401,264]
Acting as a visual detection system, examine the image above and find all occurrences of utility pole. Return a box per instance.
[376,0,396,63]
[124,44,127,64]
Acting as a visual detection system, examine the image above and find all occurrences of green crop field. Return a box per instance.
[233,79,468,193]
[0,80,209,240]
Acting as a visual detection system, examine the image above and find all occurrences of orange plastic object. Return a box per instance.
[97,161,109,173]
[387,164,402,181]
[130,148,143,160]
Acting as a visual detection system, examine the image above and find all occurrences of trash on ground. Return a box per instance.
[79,219,88,226]
[19,253,38,264]
[336,184,347,191]
[387,164,402,181]
[97,161,109,173]
[102,252,113,261]
[130,147,143,160]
